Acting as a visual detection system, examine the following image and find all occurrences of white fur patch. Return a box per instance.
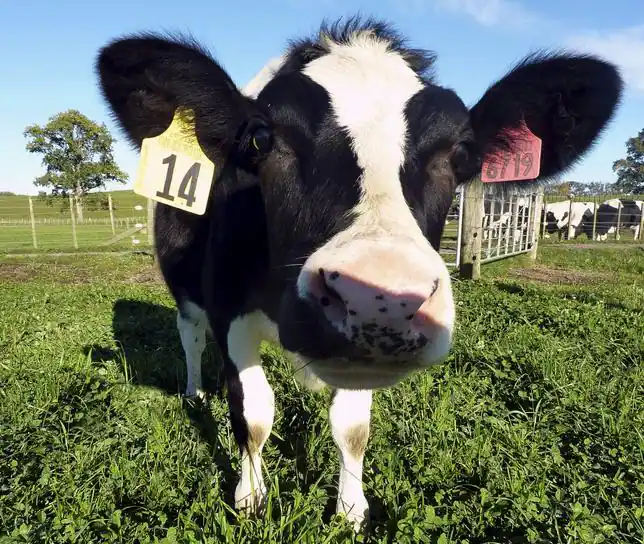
[330,388,372,531]
[177,301,209,398]
[603,198,621,209]
[302,33,425,241]
[241,55,286,98]
[544,201,572,230]
[283,348,327,392]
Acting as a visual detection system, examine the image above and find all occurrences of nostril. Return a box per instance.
[430,278,440,297]
[318,268,346,310]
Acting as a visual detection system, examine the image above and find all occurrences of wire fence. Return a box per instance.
[481,192,539,263]
[541,193,644,243]
[1,191,642,254]
[0,194,154,252]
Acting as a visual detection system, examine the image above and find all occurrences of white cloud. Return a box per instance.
[566,25,644,93]
[403,2,644,95]
[429,0,542,29]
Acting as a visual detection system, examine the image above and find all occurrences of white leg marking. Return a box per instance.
[177,301,208,399]
[330,389,373,532]
[227,311,277,514]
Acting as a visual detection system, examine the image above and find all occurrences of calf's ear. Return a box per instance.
[469,52,623,186]
[96,33,270,171]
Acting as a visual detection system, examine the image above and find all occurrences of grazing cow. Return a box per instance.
[96,17,622,531]
[587,198,644,240]
[541,200,595,240]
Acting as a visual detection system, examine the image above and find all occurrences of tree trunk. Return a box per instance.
[75,185,84,223]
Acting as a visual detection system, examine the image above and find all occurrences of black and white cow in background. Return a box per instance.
[96,17,622,531]
[586,198,643,241]
[541,200,595,240]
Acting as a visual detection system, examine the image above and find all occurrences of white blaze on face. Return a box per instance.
[302,34,426,242]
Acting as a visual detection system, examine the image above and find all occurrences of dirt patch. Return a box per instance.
[127,266,164,284]
[0,263,40,283]
[564,243,644,250]
[0,257,162,285]
[0,262,97,284]
[507,264,611,285]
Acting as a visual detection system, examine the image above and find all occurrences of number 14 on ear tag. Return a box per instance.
[134,108,215,215]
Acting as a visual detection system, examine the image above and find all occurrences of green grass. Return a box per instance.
[0,223,150,252]
[0,190,149,251]
[0,190,147,221]
[1,247,643,543]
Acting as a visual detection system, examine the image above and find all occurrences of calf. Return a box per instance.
[96,17,622,531]
[590,198,644,240]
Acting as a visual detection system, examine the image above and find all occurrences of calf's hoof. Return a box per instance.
[337,494,370,533]
[183,387,206,401]
[235,479,267,516]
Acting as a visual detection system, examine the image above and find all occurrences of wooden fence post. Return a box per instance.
[638,205,644,241]
[566,195,574,240]
[69,194,78,249]
[459,176,484,280]
[147,198,154,246]
[592,196,598,241]
[510,197,520,252]
[28,197,38,249]
[108,194,116,236]
[615,201,622,240]
[529,191,543,261]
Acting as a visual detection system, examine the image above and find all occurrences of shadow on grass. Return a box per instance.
[85,299,225,397]
[83,299,240,505]
[83,298,332,526]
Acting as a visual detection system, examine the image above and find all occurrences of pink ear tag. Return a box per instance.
[481,122,542,183]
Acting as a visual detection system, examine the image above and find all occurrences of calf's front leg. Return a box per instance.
[223,313,276,514]
[330,388,373,531]
[177,301,208,399]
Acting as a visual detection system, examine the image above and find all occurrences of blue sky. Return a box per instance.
[1,0,643,195]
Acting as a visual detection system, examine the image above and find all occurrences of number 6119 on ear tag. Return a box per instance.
[134,108,215,215]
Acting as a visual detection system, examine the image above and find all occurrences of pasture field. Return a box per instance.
[1,245,643,543]
[0,191,146,221]
[0,190,149,252]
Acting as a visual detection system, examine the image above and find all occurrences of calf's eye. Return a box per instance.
[251,127,274,155]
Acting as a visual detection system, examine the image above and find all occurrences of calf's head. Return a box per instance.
[97,19,622,389]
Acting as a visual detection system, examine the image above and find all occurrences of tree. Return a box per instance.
[24,109,128,221]
[613,129,644,194]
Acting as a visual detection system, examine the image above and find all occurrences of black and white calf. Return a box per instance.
[96,17,622,530]
[587,198,643,241]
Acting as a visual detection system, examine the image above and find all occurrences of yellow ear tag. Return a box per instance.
[133,108,215,215]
